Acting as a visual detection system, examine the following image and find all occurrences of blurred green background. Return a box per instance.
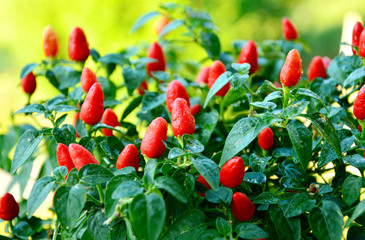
[0,0,364,131]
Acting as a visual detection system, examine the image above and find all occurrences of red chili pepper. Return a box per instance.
[80,82,104,125]
[220,156,245,188]
[81,67,98,93]
[155,16,170,35]
[237,40,258,74]
[140,117,168,158]
[208,60,230,97]
[280,49,303,87]
[197,174,211,197]
[353,85,365,120]
[353,21,364,48]
[171,98,195,137]
[190,104,202,116]
[21,72,36,95]
[308,56,327,81]
[116,144,139,171]
[282,17,298,41]
[68,27,90,62]
[137,80,148,95]
[68,143,99,170]
[258,127,274,150]
[0,193,19,221]
[166,80,190,113]
[56,143,76,176]
[43,25,58,58]
[196,66,210,84]
[101,108,120,137]
[230,192,255,221]
[359,29,365,58]
[146,42,166,77]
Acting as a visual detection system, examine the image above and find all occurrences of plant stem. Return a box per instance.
[87,194,101,206]
[282,85,291,109]
[52,219,59,240]
[96,184,104,205]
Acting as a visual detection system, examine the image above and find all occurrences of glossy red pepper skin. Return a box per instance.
[68,143,99,170]
[237,40,258,74]
[81,67,97,93]
[220,156,245,188]
[116,144,139,171]
[197,174,211,197]
[56,143,76,175]
[0,193,19,221]
[101,108,120,137]
[359,29,365,58]
[166,80,190,113]
[354,85,365,120]
[43,25,58,58]
[140,117,168,158]
[190,104,202,116]
[80,82,104,125]
[258,127,274,150]
[21,72,36,95]
[308,56,327,81]
[208,60,230,97]
[282,17,298,40]
[280,49,303,87]
[146,42,166,77]
[353,21,364,48]
[137,80,148,95]
[171,98,195,137]
[68,27,90,61]
[230,192,255,221]
[196,66,210,84]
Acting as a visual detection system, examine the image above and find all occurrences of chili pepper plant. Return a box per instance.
[2,3,365,240]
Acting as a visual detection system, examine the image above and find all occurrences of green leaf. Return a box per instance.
[142,91,166,111]
[195,110,219,145]
[235,223,269,239]
[216,217,232,237]
[204,71,232,108]
[20,63,39,79]
[155,176,187,203]
[269,205,301,240]
[112,180,144,200]
[168,148,190,159]
[183,134,204,153]
[230,73,249,90]
[191,156,220,190]
[105,176,129,217]
[243,172,267,185]
[11,131,43,174]
[328,54,362,86]
[162,210,206,239]
[200,32,221,60]
[293,88,327,110]
[264,91,283,102]
[130,11,160,33]
[99,137,124,160]
[78,164,114,185]
[88,212,110,240]
[54,105,78,113]
[287,121,312,170]
[53,166,68,181]
[55,114,68,127]
[99,53,126,66]
[346,199,365,227]
[254,192,278,205]
[27,176,55,217]
[122,66,146,95]
[76,119,87,138]
[279,160,307,182]
[231,63,251,73]
[343,175,362,206]
[249,153,271,173]
[344,154,365,171]
[159,19,185,38]
[14,104,45,115]
[303,113,341,158]
[129,193,166,240]
[343,66,365,87]
[220,115,282,166]
[54,185,87,229]
[205,187,233,204]
[309,201,343,240]
[143,159,157,187]
[151,71,170,82]
[250,101,277,110]
[281,101,309,119]
[53,65,81,90]
[53,124,76,145]
[121,96,143,120]
[283,193,316,218]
